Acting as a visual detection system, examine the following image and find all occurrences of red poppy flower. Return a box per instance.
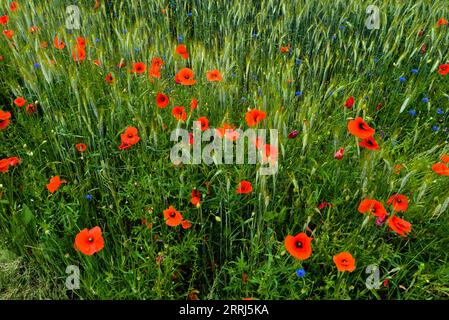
[191,189,200,207]
[333,252,356,272]
[252,136,264,150]
[149,66,161,78]
[0,157,20,173]
[0,15,9,25]
[119,126,140,150]
[188,132,194,145]
[74,226,104,256]
[175,68,196,86]
[280,46,290,53]
[156,93,169,108]
[30,26,39,33]
[3,30,13,40]
[26,104,36,115]
[190,98,198,111]
[6,157,16,166]
[172,106,187,121]
[14,97,26,107]
[76,36,86,48]
[196,117,209,131]
[359,136,379,150]
[117,60,126,68]
[151,57,163,69]
[163,206,183,227]
[216,123,240,141]
[261,144,278,164]
[358,199,387,217]
[0,160,10,173]
[437,64,449,76]
[0,109,11,130]
[318,202,333,210]
[236,180,253,194]
[334,147,344,159]
[181,220,192,229]
[347,117,375,139]
[206,70,222,82]
[46,176,67,193]
[72,46,86,62]
[387,194,408,212]
[175,44,189,59]
[441,154,449,164]
[438,18,448,27]
[131,62,146,74]
[105,72,114,84]
[10,1,19,11]
[284,232,313,260]
[75,143,87,153]
[245,109,266,127]
[388,216,412,237]
[432,163,449,176]
[344,96,354,108]
[93,59,101,67]
[54,35,65,49]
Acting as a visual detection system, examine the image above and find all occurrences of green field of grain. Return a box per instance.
[1,0,449,300]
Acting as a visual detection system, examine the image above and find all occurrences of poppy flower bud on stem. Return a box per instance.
[334,147,344,160]
[288,130,298,139]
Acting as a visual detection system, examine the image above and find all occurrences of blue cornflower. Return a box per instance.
[252,31,258,38]
[411,69,419,74]
[241,97,246,102]
[33,62,40,69]
[295,58,302,65]
[432,125,440,131]
[295,91,302,96]
[374,57,379,63]
[85,194,93,200]
[422,97,429,103]
[331,35,337,40]
[258,89,262,95]
[400,76,406,83]
[339,25,346,30]
[177,36,183,42]
[95,38,101,43]
[437,108,444,115]
[187,12,192,17]
[296,269,306,277]
[123,29,127,34]
[409,109,416,116]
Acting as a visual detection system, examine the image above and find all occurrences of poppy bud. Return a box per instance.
[344,96,354,108]
[334,148,344,160]
[288,130,298,139]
